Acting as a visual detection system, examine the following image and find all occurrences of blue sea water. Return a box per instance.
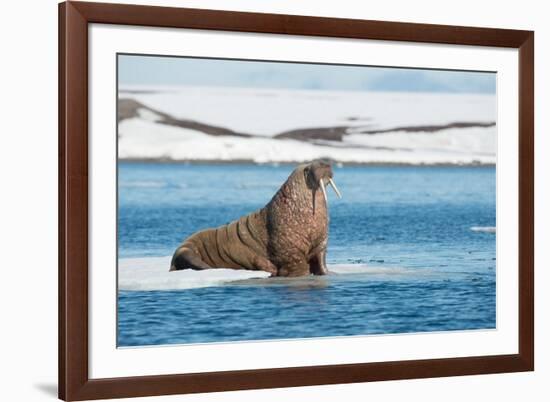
[117,162,496,347]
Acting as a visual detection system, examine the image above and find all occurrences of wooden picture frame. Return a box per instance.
[59,1,534,400]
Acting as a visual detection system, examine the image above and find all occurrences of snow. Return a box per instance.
[118,85,497,164]
[344,126,496,155]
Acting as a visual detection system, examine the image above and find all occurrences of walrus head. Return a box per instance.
[303,160,342,204]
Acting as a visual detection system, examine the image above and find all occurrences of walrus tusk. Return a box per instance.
[319,179,328,205]
[328,178,342,198]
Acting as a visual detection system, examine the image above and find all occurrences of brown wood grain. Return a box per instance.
[58,1,534,400]
[518,33,535,370]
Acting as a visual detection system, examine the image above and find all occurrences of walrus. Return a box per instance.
[170,160,342,277]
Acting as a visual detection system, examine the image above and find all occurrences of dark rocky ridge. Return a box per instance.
[118,98,252,137]
[118,98,495,143]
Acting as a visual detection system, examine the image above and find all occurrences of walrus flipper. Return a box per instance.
[309,249,329,275]
[278,258,310,277]
[170,246,211,271]
[307,239,329,275]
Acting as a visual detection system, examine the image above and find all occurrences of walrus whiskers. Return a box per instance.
[329,178,342,198]
[320,179,328,204]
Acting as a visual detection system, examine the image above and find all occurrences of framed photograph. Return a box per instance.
[59,1,534,400]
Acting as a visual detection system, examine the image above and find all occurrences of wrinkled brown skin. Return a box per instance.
[170,160,334,277]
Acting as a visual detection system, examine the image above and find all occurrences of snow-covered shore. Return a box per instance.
[118,86,497,165]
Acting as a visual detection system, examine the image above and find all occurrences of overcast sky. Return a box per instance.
[118,54,496,94]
